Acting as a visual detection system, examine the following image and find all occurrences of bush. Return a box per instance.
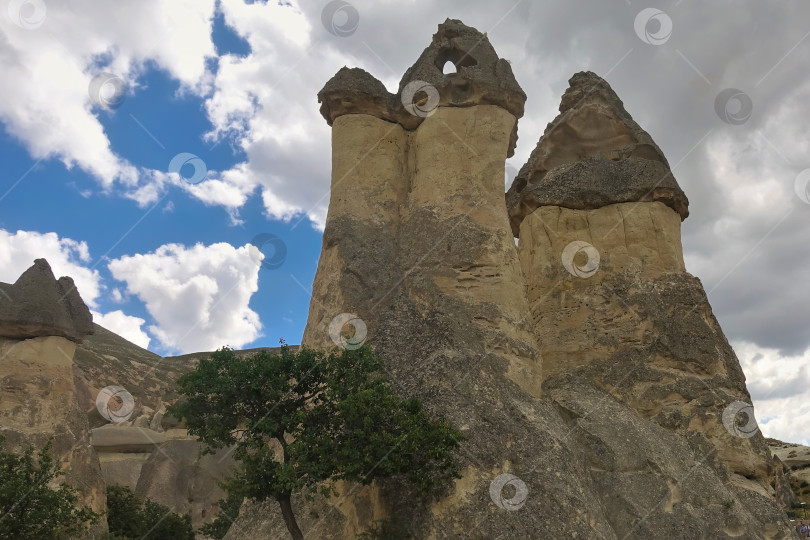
[106,485,194,540]
[0,436,99,539]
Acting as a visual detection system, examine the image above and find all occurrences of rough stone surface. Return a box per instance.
[505,71,689,236]
[225,22,793,540]
[135,437,234,528]
[90,425,164,451]
[318,19,526,157]
[518,201,685,379]
[73,323,191,429]
[97,452,151,491]
[771,455,800,510]
[0,335,107,535]
[0,258,94,343]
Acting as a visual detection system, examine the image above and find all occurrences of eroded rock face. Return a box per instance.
[505,71,689,236]
[0,258,93,343]
[0,259,106,535]
[135,435,234,528]
[227,21,794,540]
[0,336,107,534]
[519,201,685,379]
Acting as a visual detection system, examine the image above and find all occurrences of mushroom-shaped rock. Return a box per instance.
[317,19,526,156]
[318,67,399,127]
[506,71,689,236]
[0,258,94,343]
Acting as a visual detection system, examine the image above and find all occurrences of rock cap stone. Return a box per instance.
[318,19,526,156]
[0,258,94,343]
[506,71,689,236]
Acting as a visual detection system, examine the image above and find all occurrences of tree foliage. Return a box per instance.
[0,436,99,539]
[106,485,194,540]
[198,490,242,539]
[168,344,464,539]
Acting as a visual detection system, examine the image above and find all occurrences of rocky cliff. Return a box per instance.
[226,19,796,540]
[0,259,107,535]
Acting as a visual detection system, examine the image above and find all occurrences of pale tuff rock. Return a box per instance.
[506,71,689,236]
[513,70,790,535]
[0,259,106,534]
[318,18,526,156]
[134,437,233,528]
[0,258,94,343]
[0,334,107,533]
[231,21,793,540]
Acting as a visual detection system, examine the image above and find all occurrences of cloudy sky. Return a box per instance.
[0,0,808,444]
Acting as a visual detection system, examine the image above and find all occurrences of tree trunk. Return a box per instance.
[278,495,304,540]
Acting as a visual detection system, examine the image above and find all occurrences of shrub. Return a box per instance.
[0,436,99,539]
[106,485,193,540]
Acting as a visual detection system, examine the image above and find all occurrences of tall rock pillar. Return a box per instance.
[508,71,782,509]
[0,259,107,534]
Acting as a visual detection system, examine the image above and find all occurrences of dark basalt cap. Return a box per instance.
[318,19,527,157]
[506,71,689,236]
[0,258,94,343]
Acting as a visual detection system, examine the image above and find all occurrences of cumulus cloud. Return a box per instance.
[0,229,102,307]
[90,309,151,350]
[107,242,262,354]
[0,0,217,193]
[736,341,810,445]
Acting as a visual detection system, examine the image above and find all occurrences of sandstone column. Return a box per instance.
[225,23,795,540]
[0,259,107,534]
[507,71,782,505]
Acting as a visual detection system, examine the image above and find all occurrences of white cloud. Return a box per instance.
[199,0,353,229]
[0,229,102,307]
[735,341,810,446]
[90,309,151,350]
[107,241,262,354]
[0,0,217,193]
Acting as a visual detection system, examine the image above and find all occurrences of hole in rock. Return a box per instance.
[435,47,478,73]
[442,60,457,74]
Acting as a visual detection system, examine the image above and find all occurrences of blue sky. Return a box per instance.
[0,4,323,355]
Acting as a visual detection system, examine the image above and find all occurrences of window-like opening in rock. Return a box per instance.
[435,48,478,73]
[443,60,457,74]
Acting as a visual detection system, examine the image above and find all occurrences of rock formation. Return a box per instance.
[0,259,107,535]
[226,19,796,539]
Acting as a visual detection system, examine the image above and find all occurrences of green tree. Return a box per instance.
[106,485,194,540]
[106,485,144,538]
[198,490,242,539]
[168,344,464,540]
[0,436,99,539]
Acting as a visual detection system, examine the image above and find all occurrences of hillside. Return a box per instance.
[72,323,192,424]
[768,438,810,516]
[73,324,290,427]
